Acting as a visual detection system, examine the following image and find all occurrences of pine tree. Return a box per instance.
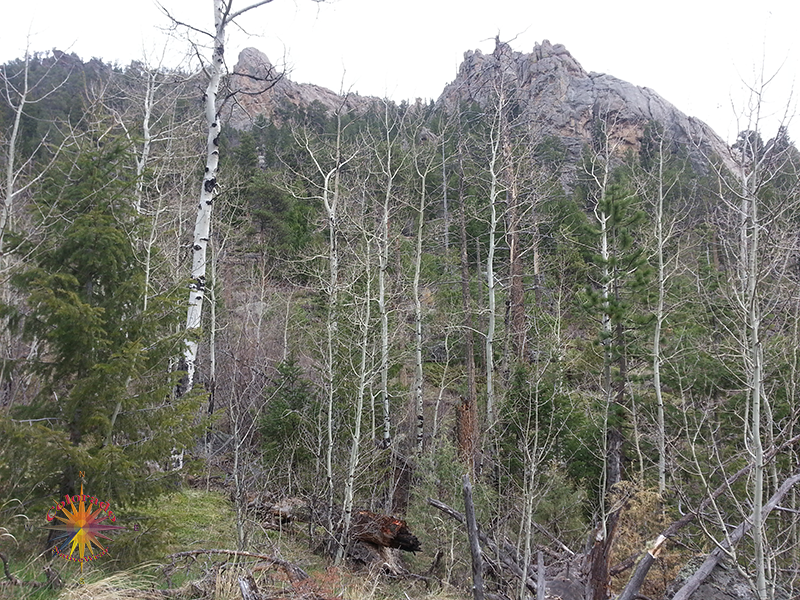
[1,135,203,508]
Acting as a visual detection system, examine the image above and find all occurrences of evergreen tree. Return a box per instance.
[583,178,652,486]
[1,134,203,509]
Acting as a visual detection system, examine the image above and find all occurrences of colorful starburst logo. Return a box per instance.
[44,482,125,571]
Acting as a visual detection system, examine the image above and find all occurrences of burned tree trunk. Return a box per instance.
[350,510,421,552]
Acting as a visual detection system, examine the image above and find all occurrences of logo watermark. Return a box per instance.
[44,472,125,574]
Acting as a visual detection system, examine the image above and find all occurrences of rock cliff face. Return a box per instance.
[224,48,375,130]
[438,39,733,174]
[226,42,733,175]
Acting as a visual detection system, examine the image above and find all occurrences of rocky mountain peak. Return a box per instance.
[224,47,374,130]
[225,42,735,176]
[439,39,734,175]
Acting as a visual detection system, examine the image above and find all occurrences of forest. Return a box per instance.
[1,7,800,600]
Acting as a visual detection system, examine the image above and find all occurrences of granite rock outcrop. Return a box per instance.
[437,39,734,174]
[225,41,735,176]
[224,47,375,130]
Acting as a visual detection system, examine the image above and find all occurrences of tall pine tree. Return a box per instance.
[1,133,203,508]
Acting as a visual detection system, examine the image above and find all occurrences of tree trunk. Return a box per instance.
[378,100,394,449]
[671,472,800,600]
[485,115,499,431]
[458,156,478,469]
[183,0,276,391]
[337,241,372,564]
[413,169,425,455]
[463,473,485,600]
[184,0,227,392]
[653,136,667,496]
[502,118,525,364]
[617,435,800,599]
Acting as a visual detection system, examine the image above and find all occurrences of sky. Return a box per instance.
[3,0,798,145]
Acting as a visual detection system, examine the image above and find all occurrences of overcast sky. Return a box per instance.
[3,0,798,144]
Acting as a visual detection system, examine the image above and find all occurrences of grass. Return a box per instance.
[142,489,237,552]
[2,486,472,600]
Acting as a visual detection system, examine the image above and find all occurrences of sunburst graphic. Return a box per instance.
[45,483,125,571]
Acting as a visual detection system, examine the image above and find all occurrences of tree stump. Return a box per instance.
[350,510,421,553]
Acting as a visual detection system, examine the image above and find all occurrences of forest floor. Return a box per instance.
[0,479,469,600]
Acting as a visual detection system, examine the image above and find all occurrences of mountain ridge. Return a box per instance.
[229,40,735,174]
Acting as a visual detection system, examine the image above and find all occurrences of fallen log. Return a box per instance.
[428,497,539,594]
[616,434,800,600]
[670,471,800,600]
[350,510,421,553]
[166,549,308,582]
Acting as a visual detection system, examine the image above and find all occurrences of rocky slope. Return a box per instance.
[224,47,376,129]
[227,41,734,174]
[438,39,734,174]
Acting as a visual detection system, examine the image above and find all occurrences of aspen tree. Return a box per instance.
[484,82,503,432]
[371,99,405,449]
[337,237,373,564]
[170,0,278,393]
[720,92,794,599]
[296,100,357,547]
[457,139,479,469]
[0,48,70,258]
[412,122,439,455]
[582,113,651,600]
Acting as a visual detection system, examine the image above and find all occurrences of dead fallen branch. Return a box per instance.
[0,552,22,586]
[166,549,309,582]
[616,433,800,600]
[428,497,539,594]
[0,552,62,590]
[670,471,800,600]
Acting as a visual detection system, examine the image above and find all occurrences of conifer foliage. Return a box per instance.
[1,133,203,506]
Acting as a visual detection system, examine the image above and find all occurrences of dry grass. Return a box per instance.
[57,567,160,600]
[609,482,684,599]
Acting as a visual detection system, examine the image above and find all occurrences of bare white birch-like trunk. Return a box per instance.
[0,57,26,252]
[1,48,69,256]
[412,157,427,455]
[183,0,275,391]
[737,137,766,600]
[652,136,667,496]
[183,1,226,392]
[337,239,372,564]
[485,102,502,431]
[377,100,399,449]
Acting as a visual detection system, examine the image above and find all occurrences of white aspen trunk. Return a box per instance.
[133,68,156,215]
[181,0,277,389]
[746,171,766,600]
[337,240,372,565]
[653,137,667,496]
[1,47,69,257]
[184,0,227,393]
[432,330,451,443]
[0,55,27,252]
[378,101,393,449]
[207,237,218,456]
[413,166,426,455]
[591,140,614,496]
[442,135,449,250]
[322,114,344,545]
[231,387,246,550]
[282,290,293,362]
[324,170,339,541]
[485,109,501,430]
[519,429,538,600]
[730,124,768,599]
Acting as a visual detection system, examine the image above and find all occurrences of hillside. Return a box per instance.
[227,39,736,178]
[1,39,799,600]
